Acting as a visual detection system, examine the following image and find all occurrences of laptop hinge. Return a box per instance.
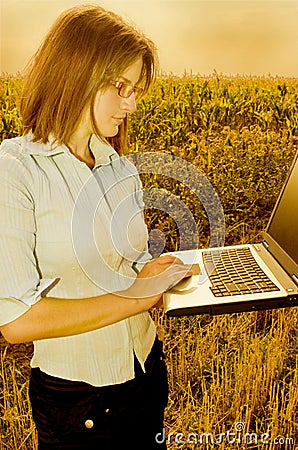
[292,274,298,285]
[263,240,269,249]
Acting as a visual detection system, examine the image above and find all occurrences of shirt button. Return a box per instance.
[85,419,94,429]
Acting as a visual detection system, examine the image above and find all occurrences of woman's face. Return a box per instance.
[93,58,143,137]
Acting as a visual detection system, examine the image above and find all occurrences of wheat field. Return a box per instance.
[1,75,298,449]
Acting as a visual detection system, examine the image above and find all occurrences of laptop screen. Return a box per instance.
[266,153,298,266]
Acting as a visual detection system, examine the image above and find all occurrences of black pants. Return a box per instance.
[29,338,168,450]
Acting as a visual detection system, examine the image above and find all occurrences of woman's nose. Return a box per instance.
[120,93,137,114]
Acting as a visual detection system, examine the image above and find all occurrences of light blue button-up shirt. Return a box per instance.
[0,133,156,386]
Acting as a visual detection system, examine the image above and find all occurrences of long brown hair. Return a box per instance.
[20,4,158,154]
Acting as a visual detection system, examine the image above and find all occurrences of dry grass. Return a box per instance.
[156,309,298,449]
[0,341,37,449]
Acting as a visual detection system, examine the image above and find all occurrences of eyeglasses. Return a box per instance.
[109,80,143,99]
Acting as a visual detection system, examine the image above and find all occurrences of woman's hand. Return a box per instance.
[124,254,192,309]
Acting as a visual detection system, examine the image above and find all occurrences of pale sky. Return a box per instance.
[0,0,297,77]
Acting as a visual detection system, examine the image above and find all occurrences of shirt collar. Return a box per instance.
[89,134,119,168]
[20,132,119,168]
[21,132,67,156]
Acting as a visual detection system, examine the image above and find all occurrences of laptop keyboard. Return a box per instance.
[202,247,280,297]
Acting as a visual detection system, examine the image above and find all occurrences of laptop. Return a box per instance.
[163,152,298,316]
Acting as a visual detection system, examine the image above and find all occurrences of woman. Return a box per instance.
[0,5,190,450]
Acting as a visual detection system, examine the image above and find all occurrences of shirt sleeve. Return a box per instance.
[0,142,56,326]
